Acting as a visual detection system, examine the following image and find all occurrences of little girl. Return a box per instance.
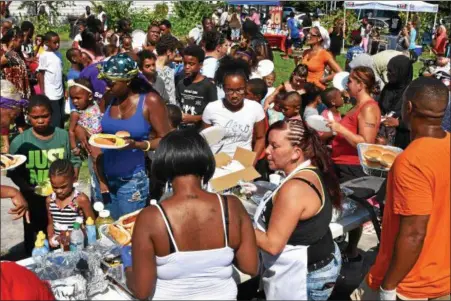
[263,64,309,111]
[8,95,82,255]
[46,159,95,248]
[68,78,109,203]
[318,87,344,147]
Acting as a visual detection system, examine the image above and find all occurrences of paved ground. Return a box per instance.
[1,173,90,260]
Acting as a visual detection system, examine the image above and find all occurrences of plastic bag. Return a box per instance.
[32,251,109,299]
[331,197,358,223]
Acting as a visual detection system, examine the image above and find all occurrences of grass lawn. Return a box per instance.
[59,31,71,42]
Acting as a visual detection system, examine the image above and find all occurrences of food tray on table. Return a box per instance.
[99,224,123,247]
[357,143,403,177]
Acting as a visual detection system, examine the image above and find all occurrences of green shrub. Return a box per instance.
[130,3,169,31]
[170,1,215,38]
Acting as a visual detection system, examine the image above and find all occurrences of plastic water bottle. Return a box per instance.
[86,217,97,245]
[32,238,49,259]
[37,231,49,250]
[70,222,85,251]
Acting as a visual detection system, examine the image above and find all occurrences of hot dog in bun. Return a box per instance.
[108,224,131,245]
[118,209,142,232]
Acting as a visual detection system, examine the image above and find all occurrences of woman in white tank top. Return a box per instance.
[123,130,259,300]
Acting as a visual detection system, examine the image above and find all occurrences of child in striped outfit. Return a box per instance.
[46,159,95,248]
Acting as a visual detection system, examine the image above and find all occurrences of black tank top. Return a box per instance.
[262,168,334,265]
[329,31,343,55]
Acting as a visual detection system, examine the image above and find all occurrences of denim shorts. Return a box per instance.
[307,242,342,301]
[105,170,149,220]
[88,157,102,204]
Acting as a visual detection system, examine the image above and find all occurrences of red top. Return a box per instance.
[331,99,380,165]
[1,261,55,300]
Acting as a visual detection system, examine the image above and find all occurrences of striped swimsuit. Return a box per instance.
[49,189,83,235]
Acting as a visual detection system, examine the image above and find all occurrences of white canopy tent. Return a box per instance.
[342,1,439,50]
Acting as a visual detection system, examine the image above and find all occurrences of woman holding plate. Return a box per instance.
[253,119,342,300]
[97,53,170,220]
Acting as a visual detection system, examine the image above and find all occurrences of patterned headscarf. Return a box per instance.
[0,80,28,109]
[98,53,139,81]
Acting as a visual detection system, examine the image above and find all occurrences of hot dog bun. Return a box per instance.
[1,154,17,169]
[94,137,116,146]
[380,153,396,168]
[115,131,131,138]
[118,209,142,230]
[364,149,382,162]
[108,224,131,245]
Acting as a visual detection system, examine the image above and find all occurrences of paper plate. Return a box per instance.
[131,29,146,51]
[89,134,129,149]
[1,154,27,171]
[200,126,226,147]
[306,115,331,132]
[333,72,350,91]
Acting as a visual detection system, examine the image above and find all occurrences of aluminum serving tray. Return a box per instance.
[98,224,122,247]
[357,143,403,176]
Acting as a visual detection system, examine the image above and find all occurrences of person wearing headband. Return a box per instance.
[0,79,28,153]
[97,53,171,219]
[302,26,342,90]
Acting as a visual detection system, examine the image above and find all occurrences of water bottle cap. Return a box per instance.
[99,210,110,218]
[37,231,46,240]
[93,202,104,212]
[86,217,94,225]
[35,238,44,248]
[73,222,81,230]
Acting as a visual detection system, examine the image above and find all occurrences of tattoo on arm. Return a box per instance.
[365,122,376,128]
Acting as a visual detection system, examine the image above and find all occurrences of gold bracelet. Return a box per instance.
[143,140,151,152]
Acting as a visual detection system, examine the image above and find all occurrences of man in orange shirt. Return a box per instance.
[351,77,450,300]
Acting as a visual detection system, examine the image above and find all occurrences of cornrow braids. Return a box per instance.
[49,159,75,178]
[272,119,342,208]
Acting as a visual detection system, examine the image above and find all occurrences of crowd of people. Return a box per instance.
[1,4,450,301]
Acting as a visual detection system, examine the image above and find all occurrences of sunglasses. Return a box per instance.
[309,33,320,37]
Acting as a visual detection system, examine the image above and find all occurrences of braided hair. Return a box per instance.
[49,159,75,178]
[268,119,342,208]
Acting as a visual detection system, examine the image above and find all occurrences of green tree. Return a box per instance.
[170,1,215,37]
[90,0,133,29]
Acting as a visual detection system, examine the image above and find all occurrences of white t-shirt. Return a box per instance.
[74,33,82,42]
[202,99,265,157]
[201,57,219,79]
[220,12,229,26]
[37,51,63,100]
